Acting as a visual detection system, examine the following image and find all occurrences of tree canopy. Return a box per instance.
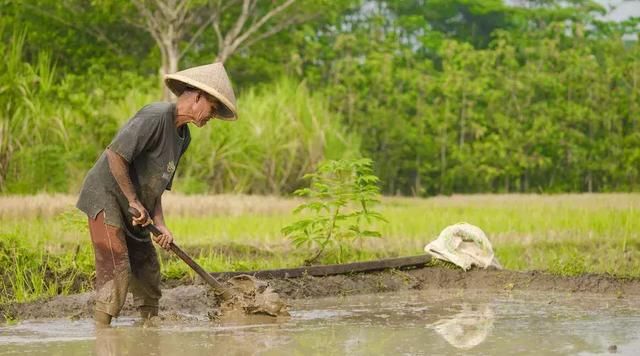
[1,0,639,195]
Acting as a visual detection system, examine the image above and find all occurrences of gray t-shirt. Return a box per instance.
[76,102,190,232]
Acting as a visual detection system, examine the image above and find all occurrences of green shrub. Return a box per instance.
[177,78,359,195]
[0,25,160,194]
[282,158,387,264]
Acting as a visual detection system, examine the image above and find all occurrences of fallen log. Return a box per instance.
[210,254,432,279]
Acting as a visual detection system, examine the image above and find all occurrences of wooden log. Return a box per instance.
[210,254,432,279]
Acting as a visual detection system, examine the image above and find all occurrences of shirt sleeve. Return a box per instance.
[165,175,175,191]
[107,109,163,163]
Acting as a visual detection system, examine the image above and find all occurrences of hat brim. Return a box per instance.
[165,76,237,120]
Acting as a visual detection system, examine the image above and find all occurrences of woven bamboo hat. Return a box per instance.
[164,62,237,120]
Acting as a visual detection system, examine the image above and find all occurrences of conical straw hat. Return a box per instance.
[164,62,237,120]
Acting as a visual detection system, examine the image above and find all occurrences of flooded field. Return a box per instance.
[1,289,639,355]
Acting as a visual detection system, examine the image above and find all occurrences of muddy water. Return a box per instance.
[1,289,639,355]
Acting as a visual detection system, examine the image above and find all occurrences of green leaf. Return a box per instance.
[282,157,387,262]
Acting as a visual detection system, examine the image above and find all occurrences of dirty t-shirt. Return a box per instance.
[76,102,190,233]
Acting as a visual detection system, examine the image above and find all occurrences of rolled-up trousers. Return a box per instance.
[88,211,161,317]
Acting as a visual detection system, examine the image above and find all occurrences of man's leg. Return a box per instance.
[127,236,162,320]
[88,211,131,326]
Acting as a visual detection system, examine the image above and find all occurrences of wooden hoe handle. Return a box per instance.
[127,207,234,300]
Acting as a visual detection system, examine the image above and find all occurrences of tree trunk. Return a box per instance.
[440,131,447,195]
[440,99,450,194]
[459,90,466,149]
[129,0,206,102]
[215,48,231,64]
[413,155,421,196]
[160,39,180,101]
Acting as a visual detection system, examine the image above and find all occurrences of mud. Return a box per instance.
[3,289,640,354]
[219,275,289,317]
[2,267,639,322]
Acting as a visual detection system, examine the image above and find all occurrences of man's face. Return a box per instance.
[191,91,219,127]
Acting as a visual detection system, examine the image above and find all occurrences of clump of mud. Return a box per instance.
[217,275,289,317]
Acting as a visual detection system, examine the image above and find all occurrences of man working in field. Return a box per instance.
[76,63,237,326]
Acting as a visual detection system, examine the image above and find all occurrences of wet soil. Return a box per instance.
[4,289,640,354]
[2,266,639,322]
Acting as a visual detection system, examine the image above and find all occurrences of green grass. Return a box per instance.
[1,193,639,305]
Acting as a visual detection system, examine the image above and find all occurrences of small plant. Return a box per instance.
[549,250,587,277]
[2,313,18,326]
[282,158,387,264]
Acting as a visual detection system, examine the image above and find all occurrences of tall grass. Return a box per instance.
[0,25,161,194]
[1,194,639,305]
[0,27,51,191]
[0,231,93,305]
[178,78,360,194]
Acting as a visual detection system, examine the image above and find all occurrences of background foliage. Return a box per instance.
[1,0,639,196]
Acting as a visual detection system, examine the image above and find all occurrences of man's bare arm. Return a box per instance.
[152,196,174,250]
[152,196,165,227]
[106,148,137,202]
[105,148,151,226]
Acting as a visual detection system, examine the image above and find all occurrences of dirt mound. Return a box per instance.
[3,267,639,322]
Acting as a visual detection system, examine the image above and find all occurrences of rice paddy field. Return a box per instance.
[1,193,639,307]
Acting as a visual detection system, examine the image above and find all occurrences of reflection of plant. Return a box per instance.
[282,158,387,264]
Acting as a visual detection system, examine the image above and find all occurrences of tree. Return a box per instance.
[5,0,153,73]
[129,0,210,100]
[388,0,515,49]
[213,0,298,63]
[130,0,333,100]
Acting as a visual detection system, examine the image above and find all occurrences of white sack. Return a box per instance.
[425,223,502,270]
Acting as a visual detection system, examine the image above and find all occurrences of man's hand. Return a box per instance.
[152,224,174,250]
[129,200,152,227]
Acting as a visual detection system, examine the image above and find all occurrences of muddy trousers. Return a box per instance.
[88,211,162,318]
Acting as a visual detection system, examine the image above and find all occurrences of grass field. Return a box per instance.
[1,193,639,306]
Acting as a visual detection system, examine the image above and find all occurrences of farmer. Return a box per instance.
[76,63,237,326]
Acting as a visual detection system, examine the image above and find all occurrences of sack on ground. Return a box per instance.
[424,223,502,270]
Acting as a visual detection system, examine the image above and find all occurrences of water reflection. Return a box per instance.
[95,326,161,356]
[93,317,292,356]
[430,303,494,350]
[2,291,640,355]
